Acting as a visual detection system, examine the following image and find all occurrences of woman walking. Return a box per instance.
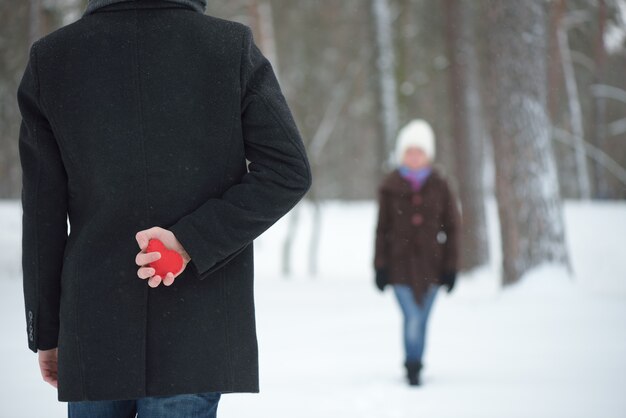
[373,119,461,386]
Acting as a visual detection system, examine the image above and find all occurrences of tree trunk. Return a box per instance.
[485,0,570,286]
[371,0,399,171]
[557,3,592,200]
[592,0,610,199]
[29,0,42,46]
[308,200,321,277]
[547,0,564,125]
[248,0,280,79]
[547,0,579,199]
[281,203,300,277]
[444,0,489,271]
[0,1,30,198]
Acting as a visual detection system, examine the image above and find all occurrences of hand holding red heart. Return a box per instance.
[135,226,191,288]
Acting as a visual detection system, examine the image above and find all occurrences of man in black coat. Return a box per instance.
[17,0,311,414]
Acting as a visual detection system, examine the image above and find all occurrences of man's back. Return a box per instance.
[18,0,311,402]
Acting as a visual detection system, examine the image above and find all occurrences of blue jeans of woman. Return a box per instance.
[67,392,221,418]
[392,284,439,363]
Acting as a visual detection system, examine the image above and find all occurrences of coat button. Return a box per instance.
[412,195,423,206]
[411,214,423,226]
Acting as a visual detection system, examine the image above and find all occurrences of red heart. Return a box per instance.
[146,238,183,277]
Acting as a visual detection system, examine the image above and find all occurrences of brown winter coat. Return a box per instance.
[374,168,461,304]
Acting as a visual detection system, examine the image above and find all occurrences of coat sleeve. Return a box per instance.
[373,185,391,270]
[168,26,312,279]
[17,41,69,353]
[442,180,461,274]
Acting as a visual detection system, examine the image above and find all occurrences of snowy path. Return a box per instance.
[1,200,625,418]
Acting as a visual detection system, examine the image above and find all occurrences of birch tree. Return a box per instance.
[485,0,570,285]
[372,0,400,171]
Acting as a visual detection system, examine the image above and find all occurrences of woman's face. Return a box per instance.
[402,147,430,170]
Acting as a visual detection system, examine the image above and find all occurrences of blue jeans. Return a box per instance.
[67,392,221,418]
[392,284,439,363]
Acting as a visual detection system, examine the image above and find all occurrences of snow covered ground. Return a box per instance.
[0,199,625,418]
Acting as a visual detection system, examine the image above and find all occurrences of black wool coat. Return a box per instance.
[17,0,311,402]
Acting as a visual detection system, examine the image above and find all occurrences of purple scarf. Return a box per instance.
[399,166,432,191]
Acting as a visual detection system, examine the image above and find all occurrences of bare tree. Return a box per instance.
[547,0,565,126]
[248,0,280,78]
[444,0,489,271]
[395,0,458,191]
[29,0,42,45]
[485,0,570,285]
[552,127,626,186]
[557,1,593,200]
[0,1,29,198]
[592,0,610,198]
[268,0,374,276]
[372,0,400,171]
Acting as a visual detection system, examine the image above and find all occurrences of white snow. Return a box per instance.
[0,199,625,418]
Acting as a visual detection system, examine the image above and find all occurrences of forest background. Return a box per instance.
[1,0,625,285]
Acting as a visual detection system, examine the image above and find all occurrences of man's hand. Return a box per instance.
[135,226,191,288]
[38,348,58,388]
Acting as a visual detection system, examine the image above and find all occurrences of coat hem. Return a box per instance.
[58,385,260,402]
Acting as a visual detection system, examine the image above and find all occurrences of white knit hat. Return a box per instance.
[394,119,436,165]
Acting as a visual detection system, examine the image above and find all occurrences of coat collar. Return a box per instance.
[380,167,443,194]
[83,0,206,17]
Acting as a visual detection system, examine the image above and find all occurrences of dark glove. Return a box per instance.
[375,268,389,292]
[441,271,457,293]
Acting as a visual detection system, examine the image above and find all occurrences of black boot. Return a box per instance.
[404,360,422,386]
